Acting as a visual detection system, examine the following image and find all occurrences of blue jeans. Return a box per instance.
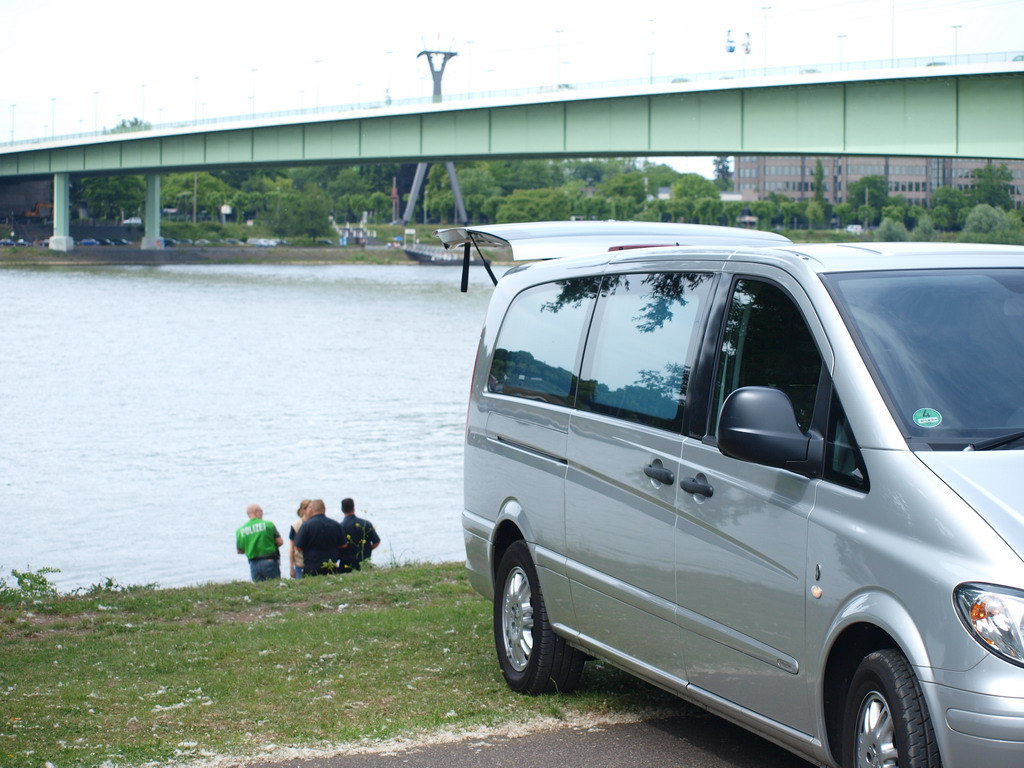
[249,557,280,582]
[293,565,304,579]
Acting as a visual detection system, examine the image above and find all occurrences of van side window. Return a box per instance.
[712,279,823,434]
[489,278,600,406]
[826,393,869,490]
[577,272,713,432]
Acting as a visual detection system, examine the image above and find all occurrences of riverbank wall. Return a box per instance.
[0,245,416,266]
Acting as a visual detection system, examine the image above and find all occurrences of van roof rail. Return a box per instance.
[434,221,792,291]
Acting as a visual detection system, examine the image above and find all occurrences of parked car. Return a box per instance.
[79,238,100,246]
[438,220,1024,768]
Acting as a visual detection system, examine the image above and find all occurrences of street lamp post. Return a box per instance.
[250,69,257,117]
[951,24,962,64]
[648,18,655,84]
[193,76,200,124]
[140,83,146,123]
[50,97,55,138]
[838,34,846,70]
[9,103,14,143]
[761,6,772,73]
[93,91,99,131]
[315,59,321,109]
[555,30,563,85]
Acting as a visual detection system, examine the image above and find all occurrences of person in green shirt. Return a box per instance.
[235,503,283,581]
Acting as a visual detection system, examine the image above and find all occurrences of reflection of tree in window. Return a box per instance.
[490,349,576,404]
[579,272,712,431]
[715,280,822,432]
[544,273,710,332]
[488,278,601,406]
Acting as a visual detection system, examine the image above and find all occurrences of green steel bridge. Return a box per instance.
[2,60,1022,250]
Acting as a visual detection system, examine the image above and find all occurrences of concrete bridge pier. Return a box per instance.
[48,173,74,251]
[141,174,163,249]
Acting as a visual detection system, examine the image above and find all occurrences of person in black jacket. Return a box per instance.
[338,498,381,572]
[293,499,346,576]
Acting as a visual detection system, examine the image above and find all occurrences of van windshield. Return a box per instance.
[825,268,1024,449]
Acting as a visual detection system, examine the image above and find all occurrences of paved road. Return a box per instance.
[258,712,820,768]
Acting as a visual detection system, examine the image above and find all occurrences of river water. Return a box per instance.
[0,262,504,592]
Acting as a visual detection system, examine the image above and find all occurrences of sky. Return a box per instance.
[3,0,1022,177]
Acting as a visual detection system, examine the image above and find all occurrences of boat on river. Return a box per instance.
[403,243,465,265]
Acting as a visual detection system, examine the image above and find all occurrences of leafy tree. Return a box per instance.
[722,201,745,227]
[76,175,145,221]
[876,217,909,241]
[963,204,1010,235]
[907,204,928,227]
[813,159,825,204]
[663,197,694,223]
[564,158,638,185]
[806,200,826,229]
[930,186,969,230]
[780,201,807,230]
[264,185,332,237]
[930,205,953,231]
[713,156,733,192]
[881,203,907,226]
[495,188,574,222]
[750,200,778,230]
[969,164,1014,209]
[598,172,647,204]
[108,117,151,134]
[847,175,888,210]
[490,160,562,194]
[692,197,724,225]
[912,214,937,241]
[335,193,371,222]
[857,204,877,227]
[161,172,238,223]
[833,202,856,227]
[638,161,682,192]
[673,173,719,200]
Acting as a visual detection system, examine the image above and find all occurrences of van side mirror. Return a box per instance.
[717,387,823,478]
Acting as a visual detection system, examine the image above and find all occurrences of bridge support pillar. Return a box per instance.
[49,173,74,251]
[141,174,163,249]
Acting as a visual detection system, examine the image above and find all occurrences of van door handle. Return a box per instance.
[643,464,675,485]
[680,477,714,497]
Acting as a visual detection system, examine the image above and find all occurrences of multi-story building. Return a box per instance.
[734,155,1024,208]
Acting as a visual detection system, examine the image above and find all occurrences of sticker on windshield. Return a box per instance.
[912,408,943,428]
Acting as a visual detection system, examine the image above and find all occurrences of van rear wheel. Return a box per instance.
[494,540,585,694]
[842,649,940,768]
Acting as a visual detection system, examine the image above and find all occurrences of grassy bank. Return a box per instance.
[0,563,680,768]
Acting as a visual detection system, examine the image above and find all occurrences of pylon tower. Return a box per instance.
[399,50,468,226]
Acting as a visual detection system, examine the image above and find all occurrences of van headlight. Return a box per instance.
[954,584,1024,667]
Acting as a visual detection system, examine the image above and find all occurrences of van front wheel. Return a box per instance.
[842,649,941,768]
[494,541,584,694]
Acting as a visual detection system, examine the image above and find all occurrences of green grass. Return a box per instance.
[0,563,683,768]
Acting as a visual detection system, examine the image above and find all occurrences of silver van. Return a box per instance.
[437,221,1024,768]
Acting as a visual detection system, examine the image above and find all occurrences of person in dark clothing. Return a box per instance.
[292,499,346,576]
[338,497,381,572]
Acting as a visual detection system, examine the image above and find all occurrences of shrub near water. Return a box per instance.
[0,563,681,768]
